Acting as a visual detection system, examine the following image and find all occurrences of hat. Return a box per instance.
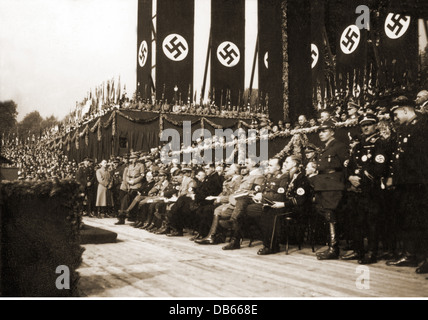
[347,98,360,109]
[129,152,138,159]
[359,114,378,125]
[319,120,335,131]
[390,96,415,112]
[182,167,192,173]
[304,143,318,153]
[170,167,181,176]
[113,158,120,164]
[158,170,167,176]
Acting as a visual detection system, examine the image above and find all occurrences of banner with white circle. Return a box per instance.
[340,25,361,55]
[162,33,189,62]
[384,13,411,39]
[311,44,319,69]
[138,40,148,67]
[264,52,268,69]
[217,41,241,67]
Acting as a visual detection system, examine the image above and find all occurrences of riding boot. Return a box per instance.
[195,215,220,244]
[222,220,241,250]
[317,223,339,260]
[115,210,126,225]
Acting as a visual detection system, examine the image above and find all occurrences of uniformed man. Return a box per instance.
[341,113,388,264]
[192,163,225,239]
[221,158,265,250]
[162,167,197,236]
[115,152,144,224]
[385,96,428,274]
[311,120,349,260]
[78,157,96,217]
[195,163,242,245]
[245,157,290,254]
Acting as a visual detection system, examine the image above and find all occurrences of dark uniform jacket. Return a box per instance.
[389,115,428,186]
[139,179,156,196]
[194,172,224,206]
[284,171,313,211]
[312,138,348,191]
[77,165,95,190]
[260,171,289,204]
[347,132,388,192]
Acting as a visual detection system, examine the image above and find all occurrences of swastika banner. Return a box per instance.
[137,0,153,101]
[156,0,194,104]
[335,0,367,85]
[258,0,283,116]
[311,0,325,87]
[211,0,245,108]
[379,10,418,87]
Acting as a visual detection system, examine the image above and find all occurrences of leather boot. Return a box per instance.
[115,211,126,225]
[155,221,170,234]
[317,223,339,260]
[222,237,241,250]
[195,215,220,245]
[341,250,363,261]
[358,251,377,265]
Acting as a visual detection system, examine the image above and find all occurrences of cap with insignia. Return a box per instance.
[347,98,360,109]
[304,143,318,153]
[390,96,415,112]
[319,120,335,131]
[359,114,378,125]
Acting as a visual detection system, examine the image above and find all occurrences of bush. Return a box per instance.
[0,179,84,297]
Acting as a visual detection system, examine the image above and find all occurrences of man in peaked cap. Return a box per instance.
[115,151,145,224]
[347,98,360,120]
[385,96,428,273]
[312,119,349,260]
[341,113,388,264]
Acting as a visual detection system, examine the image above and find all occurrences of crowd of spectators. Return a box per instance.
[2,88,428,274]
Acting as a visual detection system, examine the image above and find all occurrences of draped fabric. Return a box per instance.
[52,110,255,163]
[156,0,194,104]
[137,0,153,100]
[378,7,418,89]
[311,0,326,88]
[210,0,245,108]
[335,0,368,93]
[258,0,284,121]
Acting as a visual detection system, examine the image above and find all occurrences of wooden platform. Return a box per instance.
[77,217,428,298]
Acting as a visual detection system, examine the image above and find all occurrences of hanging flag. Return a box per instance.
[211,0,245,107]
[116,76,121,104]
[335,0,368,90]
[379,9,418,88]
[258,0,283,117]
[137,0,152,100]
[156,0,194,104]
[311,0,325,87]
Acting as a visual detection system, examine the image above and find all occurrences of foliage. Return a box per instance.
[0,100,18,136]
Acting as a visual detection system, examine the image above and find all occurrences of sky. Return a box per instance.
[1,1,426,122]
[0,0,258,122]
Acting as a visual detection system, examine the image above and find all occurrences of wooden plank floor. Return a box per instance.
[78,217,428,298]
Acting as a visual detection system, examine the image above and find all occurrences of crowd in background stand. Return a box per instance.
[2,89,428,275]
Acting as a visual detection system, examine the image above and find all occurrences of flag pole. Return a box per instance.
[201,28,212,106]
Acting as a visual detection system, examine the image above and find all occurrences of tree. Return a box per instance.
[18,111,43,141]
[41,115,59,134]
[0,100,18,136]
